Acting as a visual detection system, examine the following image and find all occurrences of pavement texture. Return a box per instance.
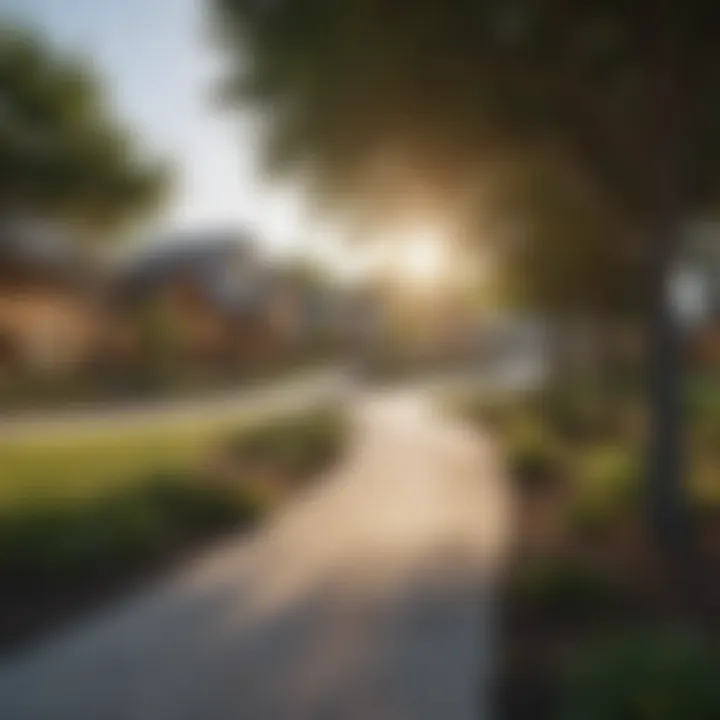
[0,390,511,720]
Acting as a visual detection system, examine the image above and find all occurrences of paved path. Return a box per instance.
[0,391,511,720]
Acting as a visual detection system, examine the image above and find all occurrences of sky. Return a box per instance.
[2,0,310,255]
[0,0,464,285]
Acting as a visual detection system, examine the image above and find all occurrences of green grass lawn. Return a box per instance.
[0,405,348,601]
[0,420,244,509]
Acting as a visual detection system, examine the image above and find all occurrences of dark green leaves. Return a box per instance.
[0,24,169,236]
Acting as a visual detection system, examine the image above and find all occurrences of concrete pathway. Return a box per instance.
[0,390,511,720]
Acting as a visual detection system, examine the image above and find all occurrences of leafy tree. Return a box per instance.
[214,0,720,553]
[484,155,643,399]
[0,24,169,236]
[478,156,633,314]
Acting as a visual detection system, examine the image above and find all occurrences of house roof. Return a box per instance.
[114,229,353,327]
[122,231,251,277]
[115,230,268,313]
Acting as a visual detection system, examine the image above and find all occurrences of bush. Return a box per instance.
[560,631,720,720]
[0,471,264,589]
[569,445,641,538]
[227,407,347,480]
[0,502,165,584]
[506,420,565,494]
[453,395,519,434]
[689,478,720,529]
[688,377,720,426]
[0,407,347,591]
[535,385,619,443]
[140,471,263,532]
[511,555,622,617]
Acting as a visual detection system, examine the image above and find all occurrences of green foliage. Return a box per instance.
[0,23,169,233]
[569,444,641,537]
[688,458,720,527]
[687,376,720,419]
[579,444,640,497]
[560,631,720,720]
[492,161,640,317]
[215,0,720,552]
[450,390,567,491]
[0,406,346,586]
[0,426,217,507]
[0,471,262,587]
[227,407,347,480]
[511,556,621,617]
[534,384,620,444]
[140,471,265,531]
[215,1,720,224]
[134,299,186,374]
[452,394,517,434]
[687,376,720,448]
[506,418,564,493]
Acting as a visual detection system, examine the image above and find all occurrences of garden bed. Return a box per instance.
[0,406,348,653]
[453,385,720,719]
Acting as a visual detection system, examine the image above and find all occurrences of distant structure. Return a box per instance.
[111,229,335,368]
[0,217,100,375]
[0,221,352,390]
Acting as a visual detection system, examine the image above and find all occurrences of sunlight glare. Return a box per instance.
[396,228,451,289]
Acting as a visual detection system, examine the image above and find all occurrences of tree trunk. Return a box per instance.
[644,216,720,619]
[641,2,694,558]
[645,218,688,556]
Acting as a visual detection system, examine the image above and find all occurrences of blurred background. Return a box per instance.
[2,1,720,719]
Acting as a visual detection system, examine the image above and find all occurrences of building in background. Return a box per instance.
[0,218,103,377]
[112,230,342,370]
[0,220,361,399]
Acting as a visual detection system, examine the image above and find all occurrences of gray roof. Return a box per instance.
[117,230,268,313]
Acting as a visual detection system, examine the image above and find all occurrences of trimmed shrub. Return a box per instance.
[560,631,720,720]
[451,395,518,433]
[536,385,619,444]
[511,555,622,617]
[227,407,347,480]
[0,471,264,589]
[140,471,263,533]
[0,408,347,592]
[569,445,641,538]
[506,420,565,494]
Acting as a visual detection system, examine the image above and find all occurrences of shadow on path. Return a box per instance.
[0,390,510,720]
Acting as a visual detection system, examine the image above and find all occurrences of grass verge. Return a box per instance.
[0,404,348,651]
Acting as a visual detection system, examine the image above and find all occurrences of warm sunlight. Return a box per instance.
[304,224,457,289]
[393,228,452,290]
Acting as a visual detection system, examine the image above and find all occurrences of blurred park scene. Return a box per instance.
[2,1,720,719]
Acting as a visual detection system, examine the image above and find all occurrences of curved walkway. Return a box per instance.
[0,390,511,720]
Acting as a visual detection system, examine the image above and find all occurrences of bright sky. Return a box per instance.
[3,0,468,288]
[3,0,308,255]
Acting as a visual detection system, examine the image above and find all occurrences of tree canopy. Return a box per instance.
[212,0,720,325]
[213,0,720,547]
[0,24,170,236]
[213,0,720,227]
[480,155,640,319]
